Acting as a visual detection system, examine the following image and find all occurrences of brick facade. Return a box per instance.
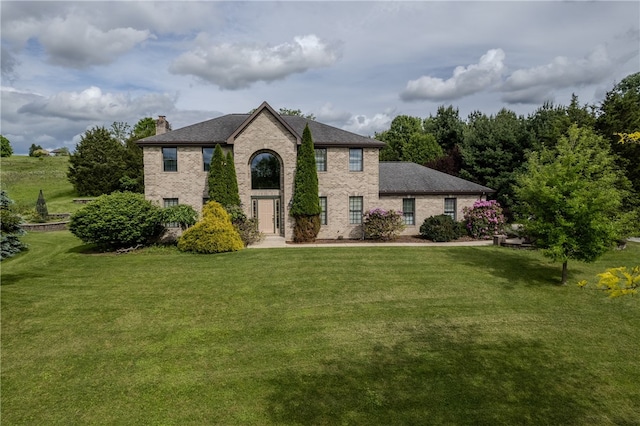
[140,103,491,241]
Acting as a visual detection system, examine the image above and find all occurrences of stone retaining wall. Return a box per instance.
[22,221,69,232]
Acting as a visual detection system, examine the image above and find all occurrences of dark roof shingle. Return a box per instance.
[137,111,385,148]
[379,162,495,195]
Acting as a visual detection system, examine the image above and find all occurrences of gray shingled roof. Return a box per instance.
[379,162,495,195]
[137,112,385,148]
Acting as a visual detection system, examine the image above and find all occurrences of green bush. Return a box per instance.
[225,205,262,247]
[177,201,243,253]
[69,192,164,249]
[363,208,405,240]
[162,204,198,230]
[420,214,462,242]
[1,191,27,260]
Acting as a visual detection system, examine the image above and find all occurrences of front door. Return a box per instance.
[257,198,276,234]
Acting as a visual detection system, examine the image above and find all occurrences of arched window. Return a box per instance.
[251,152,280,189]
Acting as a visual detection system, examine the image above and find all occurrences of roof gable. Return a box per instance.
[379,162,495,195]
[226,101,300,145]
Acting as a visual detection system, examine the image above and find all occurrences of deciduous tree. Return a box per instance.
[1,135,13,157]
[515,126,628,285]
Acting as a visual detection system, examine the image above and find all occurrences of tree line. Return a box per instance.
[375,73,640,218]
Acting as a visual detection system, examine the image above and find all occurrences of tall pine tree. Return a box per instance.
[290,124,321,242]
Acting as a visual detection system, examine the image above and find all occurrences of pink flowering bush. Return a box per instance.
[363,208,405,241]
[463,200,505,239]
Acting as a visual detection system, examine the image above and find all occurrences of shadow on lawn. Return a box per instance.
[444,247,567,288]
[266,326,598,425]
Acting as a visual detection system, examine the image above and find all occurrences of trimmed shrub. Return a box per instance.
[463,199,505,239]
[177,201,243,253]
[363,208,405,240]
[420,214,461,242]
[69,192,164,249]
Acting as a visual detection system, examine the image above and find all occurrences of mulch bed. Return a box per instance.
[291,235,478,244]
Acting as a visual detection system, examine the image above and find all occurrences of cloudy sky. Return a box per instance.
[1,1,638,154]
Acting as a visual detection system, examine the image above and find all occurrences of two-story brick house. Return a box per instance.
[137,101,494,241]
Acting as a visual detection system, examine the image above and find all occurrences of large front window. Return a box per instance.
[251,152,280,189]
[163,147,177,172]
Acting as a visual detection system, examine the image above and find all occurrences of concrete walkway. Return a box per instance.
[248,235,494,249]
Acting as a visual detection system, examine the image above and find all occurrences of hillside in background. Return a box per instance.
[1,156,79,214]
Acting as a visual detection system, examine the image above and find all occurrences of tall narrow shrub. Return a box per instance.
[290,124,321,242]
[225,151,241,207]
[35,189,49,221]
[207,144,228,205]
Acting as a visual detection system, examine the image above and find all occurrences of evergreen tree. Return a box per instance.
[67,126,127,196]
[0,191,27,260]
[290,124,321,242]
[29,144,43,157]
[121,118,154,193]
[36,189,48,221]
[225,151,241,207]
[208,144,230,206]
[596,72,640,194]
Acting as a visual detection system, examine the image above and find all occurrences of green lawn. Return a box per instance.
[1,155,80,214]
[2,232,639,425]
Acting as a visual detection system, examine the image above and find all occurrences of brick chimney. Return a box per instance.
[156,116,171,135]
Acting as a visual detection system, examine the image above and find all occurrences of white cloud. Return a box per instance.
[342,111,394,137]
[40,16,153,68]
[315,103,352,126]
[17,86,175,121]
[401,49,506,102]
[169,34,342,90]
[500,45,615,104]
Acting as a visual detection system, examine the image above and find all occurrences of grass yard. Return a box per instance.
[0,156,79,214]
[2,232,639,425]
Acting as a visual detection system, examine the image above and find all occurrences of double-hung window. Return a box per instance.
[202,147,214,172]
[402,198,415,225]
[349,148,363,172]
[319,197,327,225]
[315,148,327,172]
[163,198,179,228]
[162,147,177,172]
[444,198,457,220]
[349,196,363,224]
